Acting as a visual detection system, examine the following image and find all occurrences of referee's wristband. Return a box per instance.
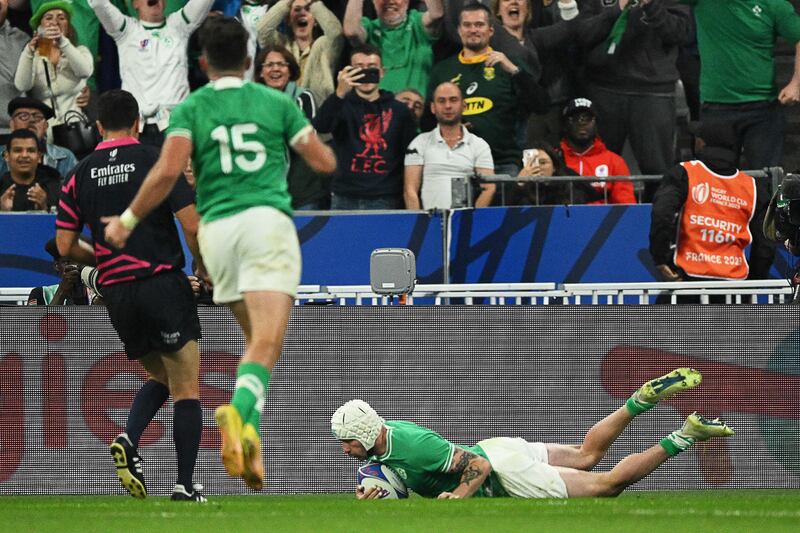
[119,208,140,231]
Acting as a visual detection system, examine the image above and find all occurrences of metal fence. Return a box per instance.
[2,280,795,307]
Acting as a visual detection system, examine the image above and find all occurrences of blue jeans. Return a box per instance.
[330,193,403,211]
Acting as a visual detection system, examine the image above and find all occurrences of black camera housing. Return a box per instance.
[774,176,800,246]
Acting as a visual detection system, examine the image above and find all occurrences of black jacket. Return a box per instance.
[314,89,417,198]
[581,0,690,93]
[0,165,61,212]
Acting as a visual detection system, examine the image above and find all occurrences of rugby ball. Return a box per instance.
[357,462,408,499]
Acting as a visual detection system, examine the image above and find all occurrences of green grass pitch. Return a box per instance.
[1,491,797,532]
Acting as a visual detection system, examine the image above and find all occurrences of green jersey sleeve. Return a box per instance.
[773,0,800,43]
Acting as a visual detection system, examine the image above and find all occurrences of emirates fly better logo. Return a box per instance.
[691,182,710,205]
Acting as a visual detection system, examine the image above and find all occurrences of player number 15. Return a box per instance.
[210,123,267,174]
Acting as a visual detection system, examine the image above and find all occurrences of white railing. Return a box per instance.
[2,280,794,306]
[560,280,795,305]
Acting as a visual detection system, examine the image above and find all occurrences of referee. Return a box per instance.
[55,89,207,502]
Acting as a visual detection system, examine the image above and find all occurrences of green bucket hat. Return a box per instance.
[29,1,74,32]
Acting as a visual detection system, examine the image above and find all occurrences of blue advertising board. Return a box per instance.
[0,207,792,288]
[0,212,445,288]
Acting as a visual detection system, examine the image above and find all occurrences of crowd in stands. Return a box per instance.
[2,0,800,282]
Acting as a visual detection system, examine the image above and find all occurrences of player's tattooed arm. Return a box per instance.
[438,447,492,500]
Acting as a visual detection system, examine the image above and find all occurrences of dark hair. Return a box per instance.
[6,129,41,152]
[97,89,139,131]
[349,43,382,63]
[528,141,569,176]
[459,1,492,23]
[200,17,248,72]
[283,0,323,42]
[255,45,301,85]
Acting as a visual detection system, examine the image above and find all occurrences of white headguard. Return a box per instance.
[331,399,385,451]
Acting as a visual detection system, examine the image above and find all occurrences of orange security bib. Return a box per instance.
[674,161,756,280]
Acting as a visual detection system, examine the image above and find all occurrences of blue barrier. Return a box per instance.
[450,205,656,283]
[0,212,445,288]
[0,207,792,288]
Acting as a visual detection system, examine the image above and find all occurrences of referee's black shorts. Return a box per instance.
[102,271,201,360]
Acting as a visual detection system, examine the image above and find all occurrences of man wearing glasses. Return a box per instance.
[559,98,635,205]
[0,97,77,181]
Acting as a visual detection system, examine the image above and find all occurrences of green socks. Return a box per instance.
[231,362,270,436]
[625,396,656,417]
[660,431,696,457]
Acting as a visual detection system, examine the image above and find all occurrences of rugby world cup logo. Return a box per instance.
[691,182,710,205]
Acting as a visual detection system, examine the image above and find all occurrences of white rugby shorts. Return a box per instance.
[198,206,301,304]
[477,437,568,499]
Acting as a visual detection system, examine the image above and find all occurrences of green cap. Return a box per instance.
[29,1,74,32]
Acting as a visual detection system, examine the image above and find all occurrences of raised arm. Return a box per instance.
[438,447,492,499]
[343,0,367,45]
[13,41,36,92]
[59,40,95,78]
[311,0,343,39]
[86,0,128,38]
[256,0,291,46]
[422,0,444,37]
[638,0,690,48]
[558,0,579,21]
[181,0,215,32]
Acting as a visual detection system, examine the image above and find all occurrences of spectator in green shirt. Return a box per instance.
[686,0,800,280]
[343,0,444,97]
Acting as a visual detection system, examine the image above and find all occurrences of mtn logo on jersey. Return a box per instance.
[463,97,493,115]
[692,182,710,205]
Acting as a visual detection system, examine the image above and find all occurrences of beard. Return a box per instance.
[566,123,596,151]
[464,39,488,52]
[437,115,461,127]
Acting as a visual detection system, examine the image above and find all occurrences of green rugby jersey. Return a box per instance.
[428,54,523,166]
[372,420,508,498]
[684,0,800,103]
[167,77,312,222]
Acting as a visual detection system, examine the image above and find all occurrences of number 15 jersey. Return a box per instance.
[167,76,313,222]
